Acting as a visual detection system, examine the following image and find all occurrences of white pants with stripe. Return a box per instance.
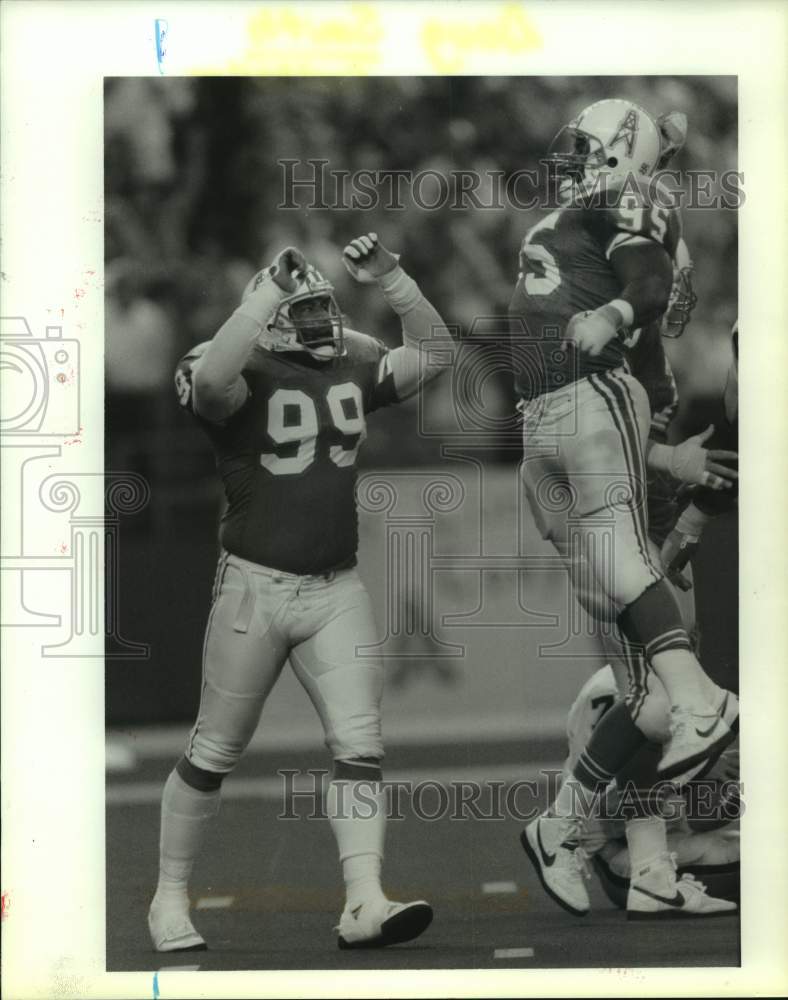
[520,368,665,712]
[185,551,384,774]
[521,367,663,611]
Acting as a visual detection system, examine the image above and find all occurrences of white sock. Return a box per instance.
[626,817,669,883]
[327,779,387,909]
[650,649,716,714]
[550,775,598,822]
[155,769,221,907]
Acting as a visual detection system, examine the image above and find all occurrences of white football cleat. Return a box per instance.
[657,705,735,780]
[521,816,590,916]
[627,852,737,920]
[336,897,433,949]
[148,894,207,953]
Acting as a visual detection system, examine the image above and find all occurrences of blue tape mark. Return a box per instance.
[152,970,160,999]
[155,19,168,75]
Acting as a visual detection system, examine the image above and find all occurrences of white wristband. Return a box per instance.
[675,503,711,537]
[608,298,635,329]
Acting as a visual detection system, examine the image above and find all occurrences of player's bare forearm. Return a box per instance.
[611,241,673,327]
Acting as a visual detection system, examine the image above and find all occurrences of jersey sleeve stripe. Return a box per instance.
[605,232,652,260]
[376,353,392,384]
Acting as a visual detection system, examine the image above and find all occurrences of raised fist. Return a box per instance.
[342,233,399,284]
[269,246,307,293]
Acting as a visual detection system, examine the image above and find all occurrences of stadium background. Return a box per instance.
[105,74,738,736]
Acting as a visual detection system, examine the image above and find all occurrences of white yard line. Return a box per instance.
[107,761,563,806]
[195,896,234,910]
[482,881,518,894]
[494,947,534,960]
[107,712,566,760]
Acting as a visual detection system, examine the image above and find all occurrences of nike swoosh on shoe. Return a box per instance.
[695,717,722,739]
[536,820,556,867]
[632,885,686,908]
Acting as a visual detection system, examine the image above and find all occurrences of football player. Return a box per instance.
[511,99,738,911]
[660,319,739,589]
[522,239,740,918]
[149,234,449,952]
[564,665,740,919]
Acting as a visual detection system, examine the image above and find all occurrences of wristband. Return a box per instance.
[378,265,422,315]
[647,441,706,485]
[605,298,635,329]
[675,503,711,538]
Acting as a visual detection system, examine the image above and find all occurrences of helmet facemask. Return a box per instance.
[271,288,345,359]
[662,263,698,338]
[251,264,345,360]
[547,125,610,203]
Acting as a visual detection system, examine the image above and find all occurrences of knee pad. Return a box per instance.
[177,754,226,791]
[187,727,246,776]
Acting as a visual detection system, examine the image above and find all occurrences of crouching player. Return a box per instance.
[149,234,449,952]
[563,664,740,918]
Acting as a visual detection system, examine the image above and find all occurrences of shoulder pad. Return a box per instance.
[582,175,680,259]
[174,341,212,412]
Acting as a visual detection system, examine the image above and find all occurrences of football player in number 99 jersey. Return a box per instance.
[513,99,738,916]
[149,235,449,953]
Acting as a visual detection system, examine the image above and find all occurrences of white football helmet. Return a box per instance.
[241,262,345,359]
[662,237,698,338]
[548,98,663,201]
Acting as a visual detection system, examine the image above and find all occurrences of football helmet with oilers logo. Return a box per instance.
[242,262,346,359]
[662,237,698,338]
[548,98,663,202]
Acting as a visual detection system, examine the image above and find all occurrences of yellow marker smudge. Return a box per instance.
[192,4,384,76]
[423,4,541,74]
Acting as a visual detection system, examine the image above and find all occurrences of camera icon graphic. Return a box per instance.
[0,317,80,435]
[418,316,573,442]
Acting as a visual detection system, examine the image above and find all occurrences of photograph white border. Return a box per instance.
[2,1,786,997]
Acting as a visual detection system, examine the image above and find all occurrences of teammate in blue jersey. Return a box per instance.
[511,100,739,912]
[522,248,740,919]
[149,234,448,953]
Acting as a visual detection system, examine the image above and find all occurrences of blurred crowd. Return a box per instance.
[105,75,738,470]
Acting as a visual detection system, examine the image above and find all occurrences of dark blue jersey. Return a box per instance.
[175,329,398,574]
[509,176,681,400]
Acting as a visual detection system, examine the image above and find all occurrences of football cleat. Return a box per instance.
[336,897,433,950]
[520,816,591,916]
[686,691,739,783]
[148,895,207,953]
[657,705,736,781]
[627,853,737,920]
